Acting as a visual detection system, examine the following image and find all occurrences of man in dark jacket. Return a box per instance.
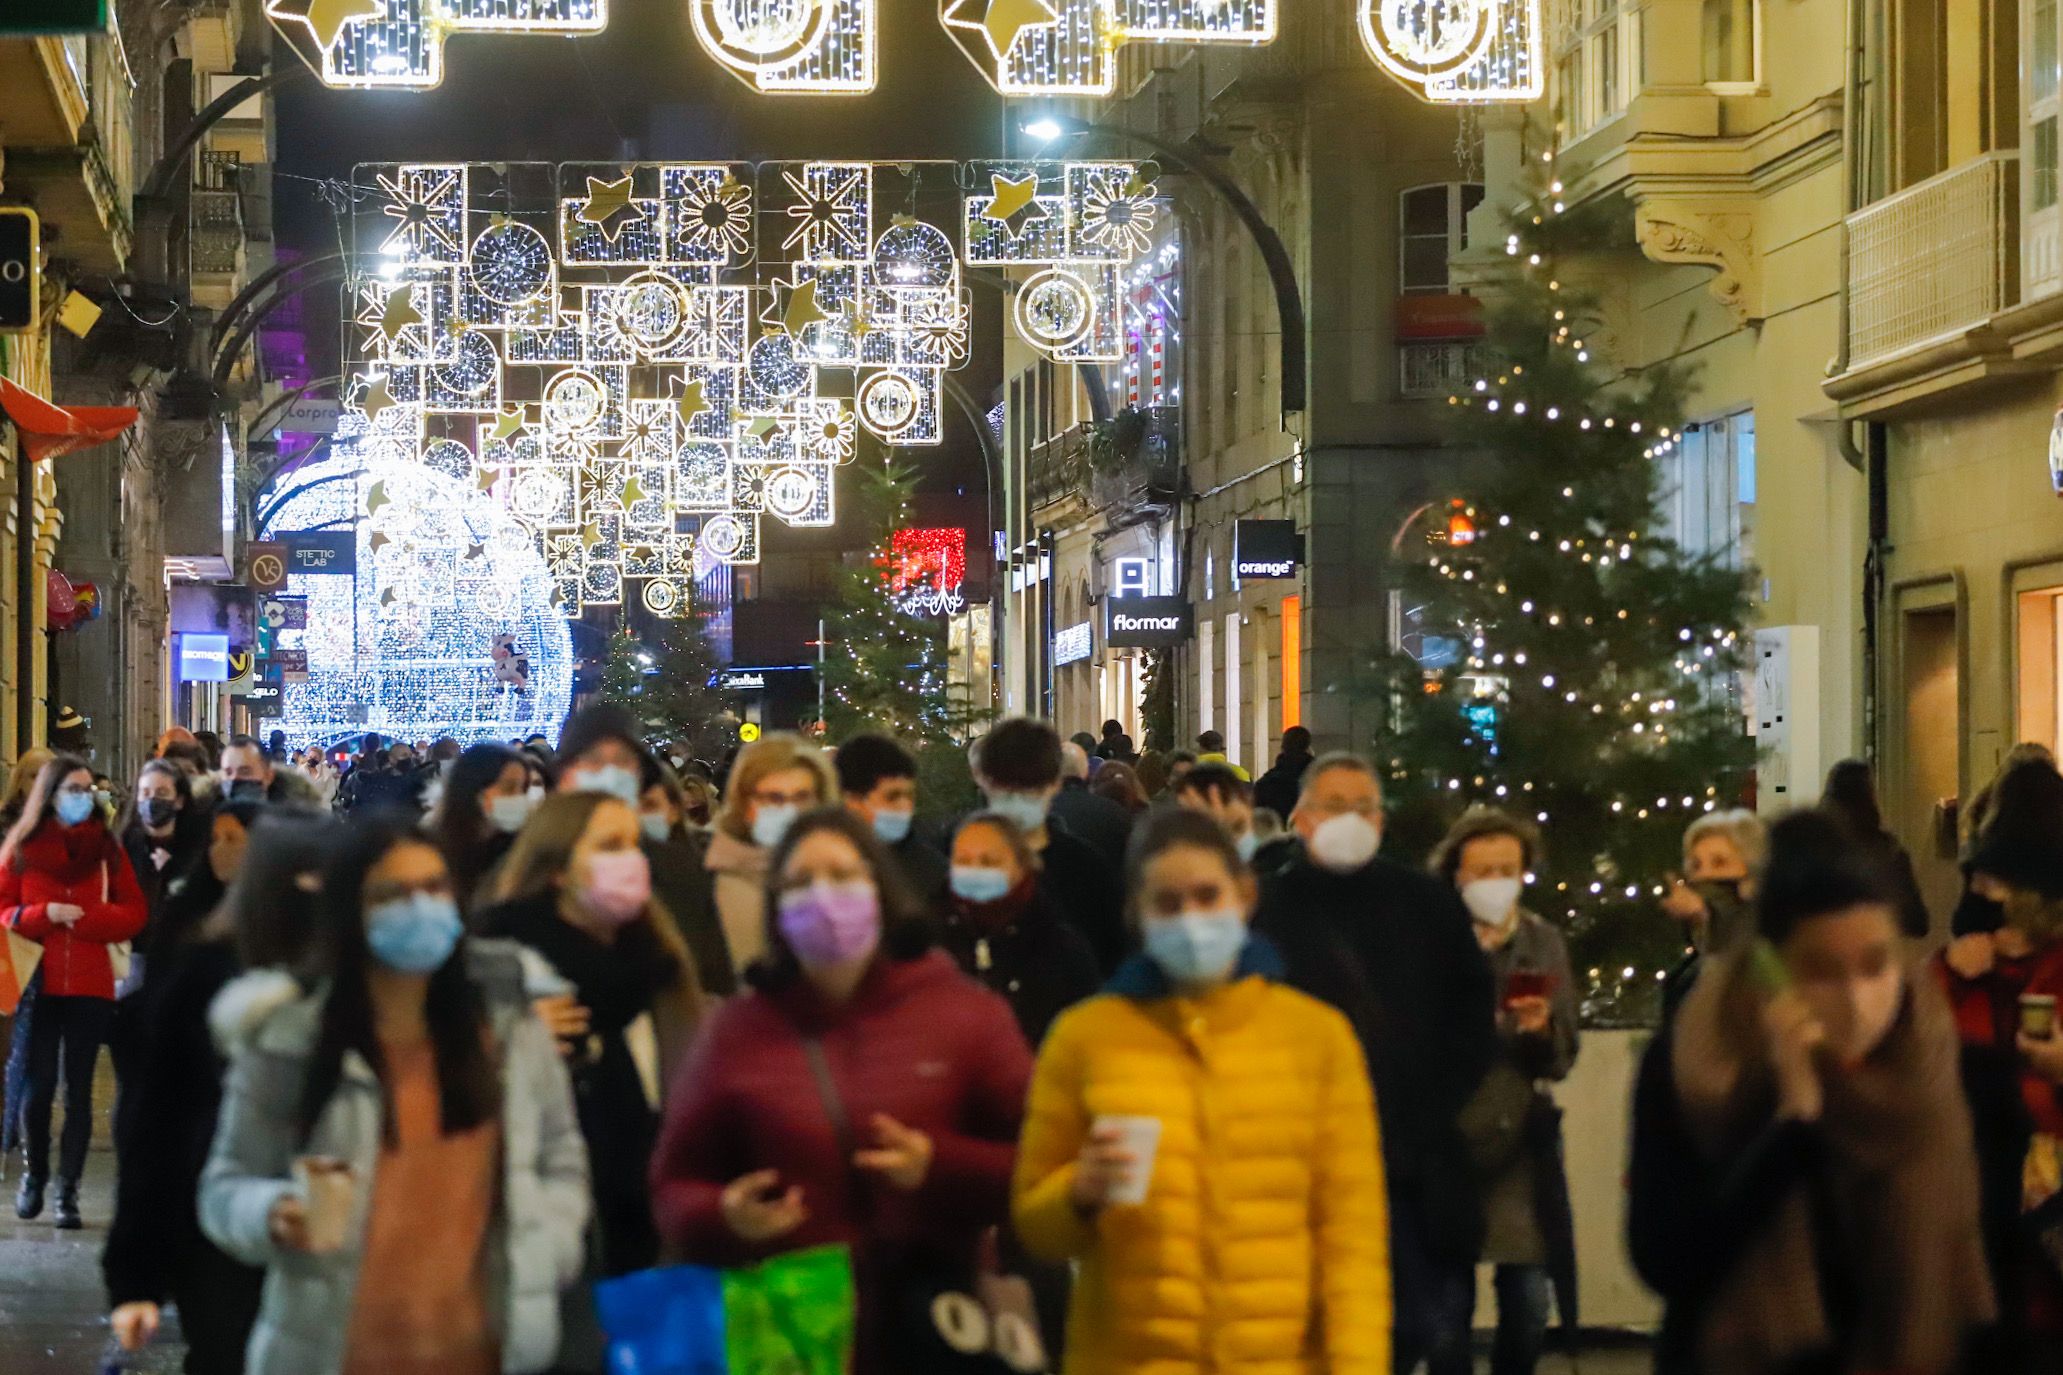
[1049,740,1134,872]
[1252,751,1498,1375]
[1252,723,1314,822]
[836,732,949,914]
[974,718,1128,973]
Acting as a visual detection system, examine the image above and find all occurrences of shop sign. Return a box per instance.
[1234,520,1300,580]
[1106,596,1192,647]
[1054,621,1093,666]
[176,633,230,683]
[282,532,356,575]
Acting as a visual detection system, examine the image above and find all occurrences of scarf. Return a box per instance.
[702,827,767,880]
[1671,947,1994,1375]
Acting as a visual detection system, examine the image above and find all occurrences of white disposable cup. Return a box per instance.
[1092,1115,1162,1207]
[292,1156,355,1254]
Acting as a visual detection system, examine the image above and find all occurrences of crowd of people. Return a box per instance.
[0,711,2058,1375]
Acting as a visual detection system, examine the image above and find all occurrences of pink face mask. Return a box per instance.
[777,881,882,967]
[581,849,651,926]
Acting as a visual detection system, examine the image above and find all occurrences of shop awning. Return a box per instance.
[0,377,138,463]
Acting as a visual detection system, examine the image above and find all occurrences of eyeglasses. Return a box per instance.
[752,787,818,808]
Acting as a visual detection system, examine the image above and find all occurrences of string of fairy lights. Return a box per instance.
[268,0,1542,100]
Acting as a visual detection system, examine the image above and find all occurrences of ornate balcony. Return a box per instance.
[190,152,249,310]
[1846,153,2020,367]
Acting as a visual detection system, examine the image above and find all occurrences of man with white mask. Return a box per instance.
[1253,752,1498,1375]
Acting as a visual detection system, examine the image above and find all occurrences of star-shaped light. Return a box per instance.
[623,474,649,506]
[984,172,1041,228]
[577,174,647,244]
[777,278,831,335]
[477,465,501,492]
[580,522,603,550]
[674,378,710,427]
[369,532,392,553]
[488,407,525,444]
[378,286,423,344]
[267,0,382,52]
[379,587,397,607]
[943,0,1059,66]
[359,375,396,422]
[466,542,486,560]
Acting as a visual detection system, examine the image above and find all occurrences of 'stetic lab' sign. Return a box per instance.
[1234,519,1300,580]
[282,532,356,575]
[1105,596,1193,647]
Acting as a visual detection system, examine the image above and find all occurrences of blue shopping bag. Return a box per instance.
[594,1263,727,1375]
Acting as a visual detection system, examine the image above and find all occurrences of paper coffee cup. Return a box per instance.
[2022,994,2059,1040]
[1092,1115,1162,1207]
[292,1156,355,1254]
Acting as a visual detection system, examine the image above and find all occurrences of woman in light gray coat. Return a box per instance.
[200,816,590,1375]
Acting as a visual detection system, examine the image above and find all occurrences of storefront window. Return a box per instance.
[1660,409,1756,569]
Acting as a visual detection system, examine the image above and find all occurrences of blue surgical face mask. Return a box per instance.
[985,790,1049,833]
[1143,908,1249,986]
[53,791,95,827]
[950,865,1014,905]
[751,803,801,850]
[1235,831,1260,863]
[569,764,640,806]
[871,807,914,845]
[640,812,673,843]
[365,892,463,974]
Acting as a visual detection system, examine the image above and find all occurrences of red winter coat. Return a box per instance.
[1,817,147,1000]
[650,950,1033,1374]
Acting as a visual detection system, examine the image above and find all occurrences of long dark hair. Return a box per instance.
[1821,758,1885,837]
[0,752,95,870]
[429,743,523,859]
[297,814,499,1146]
[751,806,931,990]
[116,759,196,837]
[204,811,340,969]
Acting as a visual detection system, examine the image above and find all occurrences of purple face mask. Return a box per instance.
[777,880,882,968]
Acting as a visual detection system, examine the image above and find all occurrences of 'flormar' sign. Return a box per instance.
[1105,596,1192,647]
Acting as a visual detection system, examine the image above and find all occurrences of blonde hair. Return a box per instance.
[716,733,836,842]
[4,748,54,815]
[1682,809,1767,871]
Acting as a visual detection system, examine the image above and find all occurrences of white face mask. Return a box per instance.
[1307,812,1380,874]
[1461,876,1524,926]
[487,793,536,835]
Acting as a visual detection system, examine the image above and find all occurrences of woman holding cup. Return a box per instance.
[199,816,590,1375]
[1011,808,1390,1375]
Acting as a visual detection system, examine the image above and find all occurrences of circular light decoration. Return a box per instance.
[543,369,608,432]
[745,332,814,405]
[871,221,957,288]
[857,370,920,439]
[421,438,476,481]
[611,272,690,356]
[1357,0,1497,86]
[764,465,818,518]
[257,451,572,750]
[511,469,571,523]
[468,220,553,305]
[642,578,682,616]
[700,513,748,561]
[1014,268,1095,352]
[430,330,501,400]
[691,0,832,73]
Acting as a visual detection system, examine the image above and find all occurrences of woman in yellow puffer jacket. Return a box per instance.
[1012,808,1390,1375]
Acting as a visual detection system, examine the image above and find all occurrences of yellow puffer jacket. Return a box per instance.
[1012,972,1390,1375]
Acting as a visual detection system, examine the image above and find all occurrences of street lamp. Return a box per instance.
[1022,113,1307,421]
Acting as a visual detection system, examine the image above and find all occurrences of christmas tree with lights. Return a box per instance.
[819,455,981,744]
[595,609,733,760]
[598,628,649,709]
[1372,147,1756,1025]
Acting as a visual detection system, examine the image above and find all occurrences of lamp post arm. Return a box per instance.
[141,69,311,206]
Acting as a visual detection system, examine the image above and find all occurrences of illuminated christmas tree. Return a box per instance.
[1372,150,1756,1025]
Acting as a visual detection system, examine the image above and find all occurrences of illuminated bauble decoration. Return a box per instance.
[422,438,476,481]
[1358,0,1495,85]
[1014,268,1095,350]
[693,0,832,69]
[763,466,819,518]
[256,452,573,748]
[428,330,502,404]
[744,333,815,408]
[642,578,684,615]
[872,221,958,288]
[610,272,691,356]
[857,369,921,438]
[700,513,749,560]
[544,369,608,432]
[468,221,554,305]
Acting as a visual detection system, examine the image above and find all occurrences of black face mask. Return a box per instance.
[228,778,266,803]
[139,797,177,828]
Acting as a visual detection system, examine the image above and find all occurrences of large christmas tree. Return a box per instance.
[819,455,983,746]
[595,608,733,761]
[1372,154,1756,1025]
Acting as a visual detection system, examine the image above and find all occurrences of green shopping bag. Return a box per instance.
[595,1244,856,1375]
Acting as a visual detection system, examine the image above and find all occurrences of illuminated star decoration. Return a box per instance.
[580,522,603,550]
[359,375,397,423]
[477,465,501,492]
[982,171,1048,237]
[943,0,1059,65]
[577,174,647,244]
[377,167,468,261]
[366,481,391,517]
[267,0,382,51]
[370,532,393,553]
[622,473,649,506]
[489,407,526,443]
[674,378,710,427]
[379,286,424,344]
[768,277,832,335]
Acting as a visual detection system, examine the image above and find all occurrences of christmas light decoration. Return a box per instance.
[268,0,607,91]
[1358,0,1542,102]
[257,448,573,746]
[691,0,876,93]
[888,527,968,615]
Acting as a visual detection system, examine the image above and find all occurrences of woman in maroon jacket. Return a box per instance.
[650,806,1033,1374]
[1,752,146,1227]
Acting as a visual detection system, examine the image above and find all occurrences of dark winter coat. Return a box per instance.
[0,817,148,1000]
[644,828,737,997]
[939,881,1101,1045]
[102,939,269,1363]
[1048,781,1134,874]
[120,811,211,960]
[884,830,949,918]
[1036,828,1129,975]
[1253,853,1498,1261]
[477,893,676,1277]
[651,951,1032,1375]
[1252,748,1314,822]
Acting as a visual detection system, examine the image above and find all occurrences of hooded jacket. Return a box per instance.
[650,950,1032,1375]
[0,815,148,999]
[198,941,591,1375]
[1012,943,1391,1375]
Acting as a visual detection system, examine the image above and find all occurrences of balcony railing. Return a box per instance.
[1026,406,1181,517]
[1846,152,2020,367]
[1399,340,1487,399]
[190,153,247,307]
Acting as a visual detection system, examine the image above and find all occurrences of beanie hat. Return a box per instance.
[1965,759,2063,900]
